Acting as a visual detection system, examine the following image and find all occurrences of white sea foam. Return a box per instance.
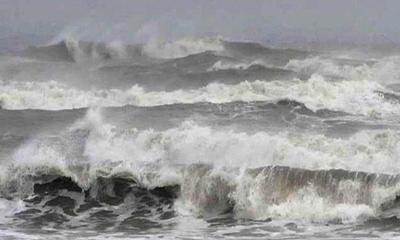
[47,35,133,62]
[143,37,224,59]
[286,56,400,84]
[286,56,369,80]
[0,75,398,116]
[232,182,376,222]
[207,59,270,71]
[4,109,400,222]
[9,110,400,185]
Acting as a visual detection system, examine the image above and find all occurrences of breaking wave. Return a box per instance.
[18,36,311,65]
[286,56,400,84]
[0,75,398,117]
[207,59,272,71]
[21,37,142,62]
[4,36,400,238]
[19,36,225,62]
[2,110,400,223]
[143,37,225,59]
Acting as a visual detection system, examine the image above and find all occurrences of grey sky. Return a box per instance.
[0,0,399,44]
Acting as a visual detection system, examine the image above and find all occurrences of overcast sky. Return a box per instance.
[0,0,399,45]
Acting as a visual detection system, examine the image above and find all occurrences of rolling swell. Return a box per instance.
[97,51,296,90]
[18,38,146,63]
[16,37,312,65]
[222,40,311,65]
[20,41,75,62]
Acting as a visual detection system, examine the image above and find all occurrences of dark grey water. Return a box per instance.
[1,37,400,239]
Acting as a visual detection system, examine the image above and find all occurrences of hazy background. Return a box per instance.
[0,0,399,48]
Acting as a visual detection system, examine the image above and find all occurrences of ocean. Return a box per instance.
[0,36,400,239]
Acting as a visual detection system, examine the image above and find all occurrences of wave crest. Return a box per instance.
[0,75,398,117]
[2,110,400,223]
[143,37,224,59]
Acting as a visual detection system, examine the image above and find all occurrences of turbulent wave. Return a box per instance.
[8,110,400,180]
[0,76,398,117]
[182,165,400,222]
[286,56,400,84]
[20,37,144,63]
[221,41,310,65]
[16,36,312,65]
[3,36,400,238]
[3,165,400,226]
[207,59,273,71]
[143,37,225,59]
[17,36,225,62]
[0,107,399,232]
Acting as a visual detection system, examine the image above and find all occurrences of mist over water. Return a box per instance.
[1,1,400,239]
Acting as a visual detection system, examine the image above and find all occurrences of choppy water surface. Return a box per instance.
[1,37,400,239]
